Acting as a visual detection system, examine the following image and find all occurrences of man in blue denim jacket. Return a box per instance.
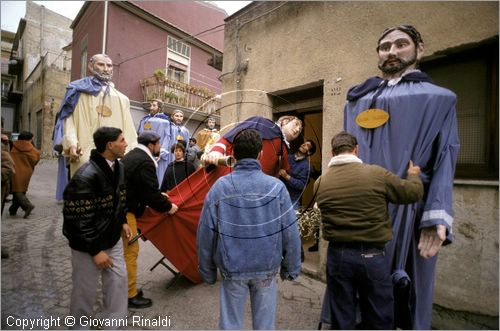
[197,128,301,330]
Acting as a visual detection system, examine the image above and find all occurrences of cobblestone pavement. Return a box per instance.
[1,158,326,330]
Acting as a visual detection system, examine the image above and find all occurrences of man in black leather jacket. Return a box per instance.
[63,126,132,328]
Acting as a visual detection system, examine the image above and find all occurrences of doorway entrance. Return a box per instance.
[271,81,323,273]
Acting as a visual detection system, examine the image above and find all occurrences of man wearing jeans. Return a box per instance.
[314,132,423,329]
[197,129,301,329]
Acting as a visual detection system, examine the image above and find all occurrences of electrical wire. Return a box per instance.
[115,1,284,67]
[218,1,288,81]
[115,2,291,91]
[115,24,226,66]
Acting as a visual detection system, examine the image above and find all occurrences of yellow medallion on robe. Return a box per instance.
[96,105,112,117]
[177,135,184,141]
[355,109,389,129]
[144,122,152,130]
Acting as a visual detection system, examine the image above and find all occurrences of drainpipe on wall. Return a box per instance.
[235,19,242,123]
[102,1,109,53]
[40,5,44,56]
[41,55,46,153]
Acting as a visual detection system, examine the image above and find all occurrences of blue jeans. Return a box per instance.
[219,277,277,329]
[326,242,393,329]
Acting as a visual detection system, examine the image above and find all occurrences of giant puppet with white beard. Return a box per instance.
[53,54,137,198]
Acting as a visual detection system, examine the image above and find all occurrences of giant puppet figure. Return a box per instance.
[196,116,219,153]
[204,115,303,177]
[343,25,459,329]
[53,54,137,189]
[137,99,171,185]
[166,109,190,165]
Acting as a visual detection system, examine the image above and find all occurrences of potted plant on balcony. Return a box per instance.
[197,86,211,97]
[153,69,166,81]
[164,91,178,103]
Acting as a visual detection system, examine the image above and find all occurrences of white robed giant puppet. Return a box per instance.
[53,54,137,194]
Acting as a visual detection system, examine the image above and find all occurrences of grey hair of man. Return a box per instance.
[89,54,113,82]
[89,54,111,65]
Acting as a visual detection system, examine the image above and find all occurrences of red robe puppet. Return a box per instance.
[137,116,302,283]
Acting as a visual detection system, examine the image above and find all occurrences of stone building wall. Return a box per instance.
[221,2,499,327]
[19,1,72,155]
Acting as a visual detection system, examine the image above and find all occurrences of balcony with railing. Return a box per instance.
[140,71,221,115]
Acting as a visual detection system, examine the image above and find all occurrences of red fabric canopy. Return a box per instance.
[137,165,231,283]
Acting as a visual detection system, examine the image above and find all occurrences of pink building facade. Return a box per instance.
[70,1,225,103]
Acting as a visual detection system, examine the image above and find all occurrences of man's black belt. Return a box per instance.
[330,241,386,250]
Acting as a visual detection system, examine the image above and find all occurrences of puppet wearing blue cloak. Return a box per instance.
[52,76,103,201]
[167,123,190,165]
[343,71,460,329]
[137,113,171,186]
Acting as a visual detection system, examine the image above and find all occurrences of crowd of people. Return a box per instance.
[0,23,459,329]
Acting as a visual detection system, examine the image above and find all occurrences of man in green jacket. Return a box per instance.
[314,131,423,329]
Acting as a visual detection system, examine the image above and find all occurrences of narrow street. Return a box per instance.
[1,158,326,330]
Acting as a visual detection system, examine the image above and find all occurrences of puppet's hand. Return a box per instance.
[202,151,223,166]
[407,160,421,176]
[418,224,446,258]
[159,148,169,160]
[69,145,82,162]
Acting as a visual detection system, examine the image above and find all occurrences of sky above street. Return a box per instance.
[1,1,251,33]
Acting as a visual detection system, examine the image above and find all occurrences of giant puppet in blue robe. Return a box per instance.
[167,122,190,165]
[137,113,171,186]
[52,76,104,201]
[343,71,460,329]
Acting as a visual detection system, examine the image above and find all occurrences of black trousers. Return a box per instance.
[9,192,33,214]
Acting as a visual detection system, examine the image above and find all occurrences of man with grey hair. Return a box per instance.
[53,53,137,185]
[343,24,459,329]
